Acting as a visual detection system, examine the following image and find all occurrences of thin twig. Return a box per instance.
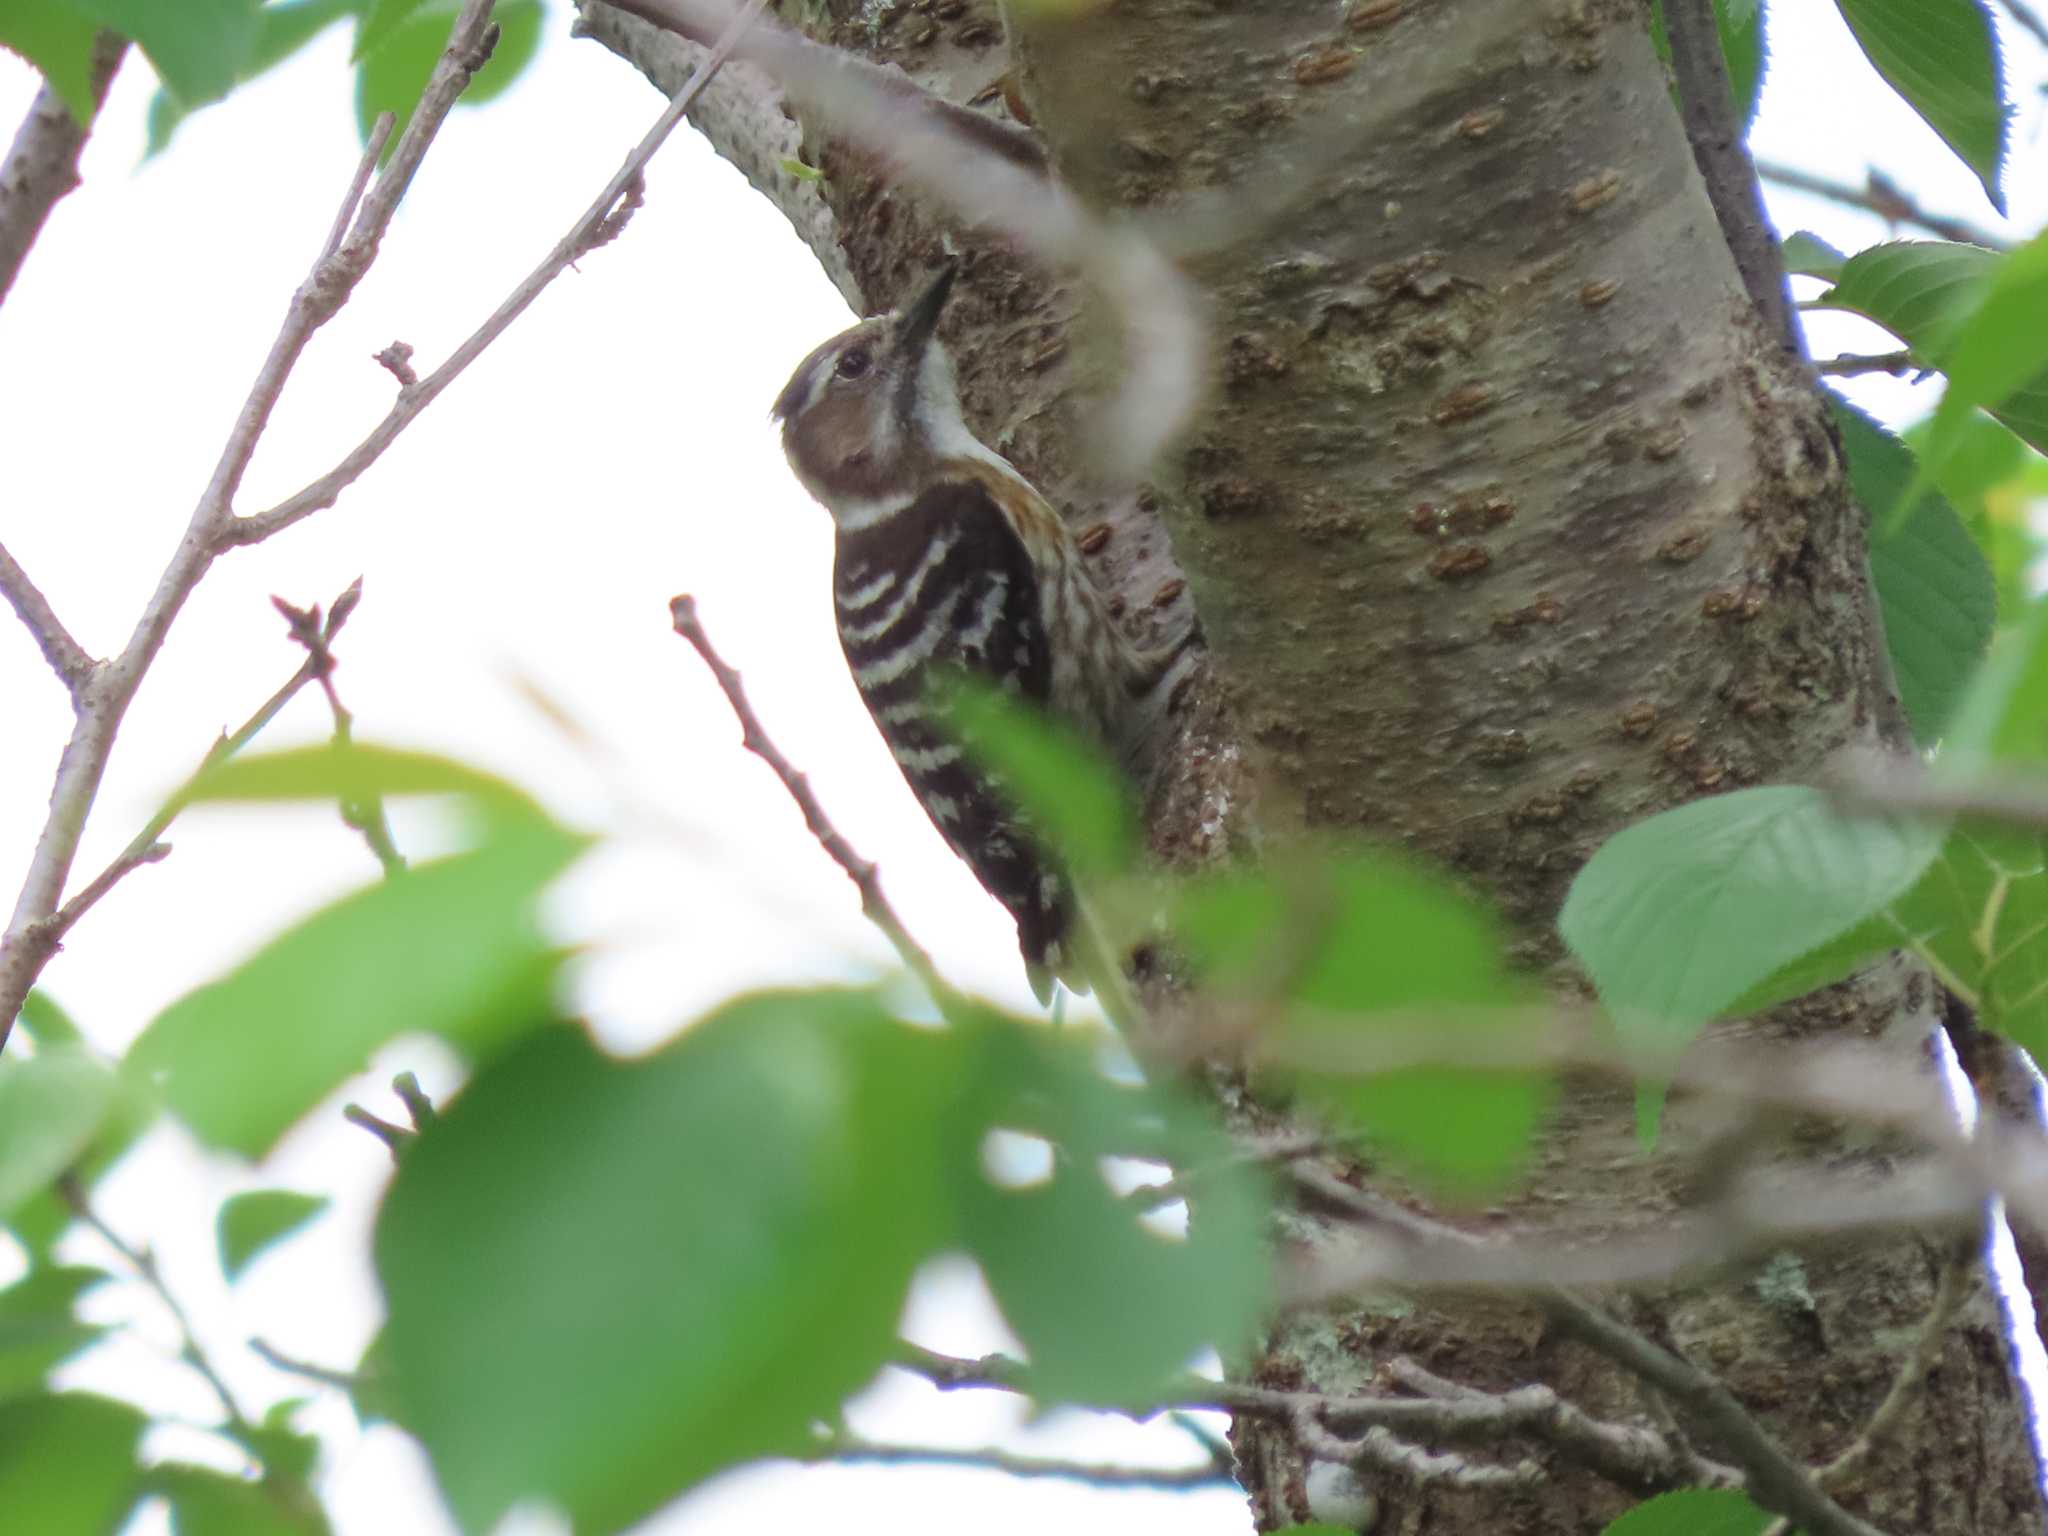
[225,0,771,549]
[251,1338,361,1392]
[1289,1167,1891,1536]
[1816,350,1919,379]
[0,5,498,1055]
[1813,1239,1977,1493]
[2003,0,2048,48]
[895,1341,1712,1496]
[0,32,126,309]
[1663,0,1803,356]
[1539,1289,1889,1536]
[670,593,943,988]
[0,537,94,694]
[1758,160,2009,251]
[814,1432,1229,1490]
[273,582,406,876]
[1832,760,2048,830]
[27,577,368,957]
[59,1176,258,1441]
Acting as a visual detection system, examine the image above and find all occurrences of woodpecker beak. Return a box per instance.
[894,263,957,363]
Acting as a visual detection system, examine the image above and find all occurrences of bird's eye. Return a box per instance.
[835,347,871,380]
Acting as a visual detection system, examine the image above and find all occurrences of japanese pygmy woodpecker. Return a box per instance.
[772,264,1178,1001]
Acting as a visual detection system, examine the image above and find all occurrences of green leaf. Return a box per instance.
[377,993,950,1535]
[1816,238,1992,355]
[1906,412,2039,620]
[16,990,83,1048]
[950,1020,1269,1404]
[1834,0,2008,213]
[147,0,359,155]
[353,0,428,57]
[4,1059,156,1259]
[151,1462,329,1536]
[217,1190,331,1282]
[1831,398,1995,741]
[76,0,259,106]
[1600,1487,1773,1536]
[1781,230,1847,281]
[1559,786,1947,1058]
[1940,599,2048,770]
[1922,229,2048,492]
[944,678,1134,879]
[0,1267,112,1402]
[127,815,585,1157]
[1175,851,1549,1193]
[177,742,540,820]
[353,0,544,149]
[0,0,102,123]
[0,1048,118,1219]
[0,1393,147,1536]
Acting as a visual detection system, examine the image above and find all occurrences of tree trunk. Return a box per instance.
[578,1,2041,1529]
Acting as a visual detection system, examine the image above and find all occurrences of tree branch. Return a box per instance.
[2002,0,2048,48]
[812,1432,1229,1490]
[225,0,770,549]
[1758,160,2009,251]
[670,594,942,988]
[0,32,126,310]
[1662,0,1802,355]
[1816,350,1918,379]
[0,537,94,694]
[0,3,499,1054]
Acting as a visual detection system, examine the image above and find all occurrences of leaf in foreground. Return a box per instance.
[377,994,950,1535]
[217,1190,332,1282]
[0,1393,147,1536]
[127,815,585,1158]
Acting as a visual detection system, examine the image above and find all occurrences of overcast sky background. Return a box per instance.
[1,5,2044,1533]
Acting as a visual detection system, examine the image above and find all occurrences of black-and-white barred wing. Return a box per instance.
[832,480,1070,988]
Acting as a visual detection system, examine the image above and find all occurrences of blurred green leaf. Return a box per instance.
[1559,787,1946,1058]
[1781,230,1846,281]
[0,1267,111,1402]
[1908,412,2042,618]
[0,0,101,123]
[352,0,426,56]
[151,1462,329,1536]
[1600,1487,1773,1536]
[177,742,540,820]
[147,0,360,155]
[950,1019,1269,1404]
[0,1048,118,1220]
[16,990,83,1048]
[4,1055,155,1259]
[1832,397,1995,742]
[1921,229,2048,502]
[78,0,259,106]
[353,0,543,150]
[127,814,585,1157]
[217,1190,331,1282]
[1834,0,2008,213]
[945,677,1134,879]
[1176,852,1548,1192]
[377,993,950,1534]
[1940,600,2048,770]
[0,1393,147,1536]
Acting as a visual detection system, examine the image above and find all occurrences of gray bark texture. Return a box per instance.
[579,1,2042,1530]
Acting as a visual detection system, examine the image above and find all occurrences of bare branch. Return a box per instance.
[670,594,943,988]
[0,2,499,1053]
[226,0,771,549]
[273,583,406,876]
[1832,758,2048,830]
[60,1175,259,1443]
[0,537,94,694]
[1538,1289,1889,1536]
[1759,160,2009,251]
[1816,350,1919,379]
[813,1432,1229,1490]
[0,32,126,309]
[897,1341,1713,1497]
[1663,0,1802,356]
[250,1338,360,1393]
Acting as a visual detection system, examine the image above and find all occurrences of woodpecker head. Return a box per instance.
[772,264,973,520]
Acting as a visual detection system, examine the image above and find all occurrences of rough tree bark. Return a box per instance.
[579,1,2040,1530]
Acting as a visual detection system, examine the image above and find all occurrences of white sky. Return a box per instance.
[0,5,2043,1534]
